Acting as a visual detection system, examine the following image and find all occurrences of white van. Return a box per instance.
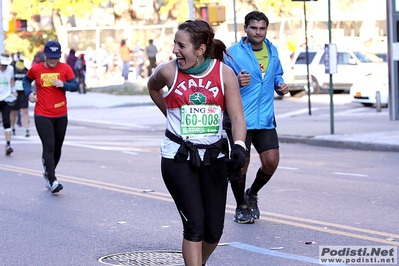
[288,49,387,96]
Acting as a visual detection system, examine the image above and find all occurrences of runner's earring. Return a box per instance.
[196,56,199,62]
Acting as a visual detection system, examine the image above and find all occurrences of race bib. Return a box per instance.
[181,104,221,136]
[41,73,60,87]
[15,80,23,91]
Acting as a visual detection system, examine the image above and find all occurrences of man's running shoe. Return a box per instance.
[50,180,63,194]
[245,189,260,219]
[11,129,15,135]
[25,130,30,137]
[5,145,13,156]
[234,204,254,224]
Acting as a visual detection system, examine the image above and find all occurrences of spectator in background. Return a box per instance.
[119,40,132,81]
[74,54,86,94]
[10,59,30,137]
[145,39,157,77]
[32,45,45,66]
[66,49,78,74]
[135,48,145,79]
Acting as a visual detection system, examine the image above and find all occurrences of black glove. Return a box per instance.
[225,159,242,181]
[230,144,246,170]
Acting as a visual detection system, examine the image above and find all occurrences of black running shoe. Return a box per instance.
[234,204,254,224]
[245,189,260,219]
[5,145,13,156]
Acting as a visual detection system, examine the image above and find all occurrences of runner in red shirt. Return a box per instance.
[23,40,78,194]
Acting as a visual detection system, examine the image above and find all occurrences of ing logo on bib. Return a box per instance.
[189,92,206,105]
[41,73,60,87]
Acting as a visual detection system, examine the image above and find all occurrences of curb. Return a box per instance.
[279,136,399,152]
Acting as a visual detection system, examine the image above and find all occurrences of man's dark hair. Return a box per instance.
[244,11,269,27]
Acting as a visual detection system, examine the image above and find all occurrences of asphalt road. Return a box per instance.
[1,94,398,266]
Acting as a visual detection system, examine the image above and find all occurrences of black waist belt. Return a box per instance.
[165,129,228,168]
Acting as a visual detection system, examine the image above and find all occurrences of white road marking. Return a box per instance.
[333,172,368,177]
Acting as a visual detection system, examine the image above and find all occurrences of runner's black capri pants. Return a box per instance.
[161,157,228,243]
[0,101,12,129]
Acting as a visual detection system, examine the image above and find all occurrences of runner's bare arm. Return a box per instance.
[147,61,175,117]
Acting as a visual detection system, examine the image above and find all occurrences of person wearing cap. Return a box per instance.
[0,52,16,155]
[22,40,79,194]
[10,59,30,137]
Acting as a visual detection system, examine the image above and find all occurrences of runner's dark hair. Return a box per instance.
[178,19,231,62]
[244,11,269,27]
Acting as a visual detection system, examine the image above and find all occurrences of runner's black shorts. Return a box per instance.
[225,128,279,158]
[12,91,29,110]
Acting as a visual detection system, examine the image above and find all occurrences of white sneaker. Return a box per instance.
[50,180,63,193]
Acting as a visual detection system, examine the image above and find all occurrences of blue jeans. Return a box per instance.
[122,61,130,80]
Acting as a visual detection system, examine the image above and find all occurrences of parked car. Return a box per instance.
[287,49,387,96]
[277,49,296,98]
[374,52,387,62]
[349,74,389,107]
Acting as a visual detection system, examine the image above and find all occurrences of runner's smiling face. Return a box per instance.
[173,30,200,70]
[45,58,60,68]
[244,19,268,50]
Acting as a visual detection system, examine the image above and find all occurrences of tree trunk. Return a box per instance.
[52,10,68,61]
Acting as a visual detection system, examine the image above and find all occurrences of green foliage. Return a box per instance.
[159,0,190,22]
[158,0,369,22]
[4,30,58,60]
[8,0,106,60]
[10,0,106,18]
[255,0,300,17]
[4,34,31,58]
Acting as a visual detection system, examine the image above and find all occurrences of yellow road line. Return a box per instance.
[1,164,398,246]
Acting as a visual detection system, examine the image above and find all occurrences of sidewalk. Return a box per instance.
[64,91,399,152]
